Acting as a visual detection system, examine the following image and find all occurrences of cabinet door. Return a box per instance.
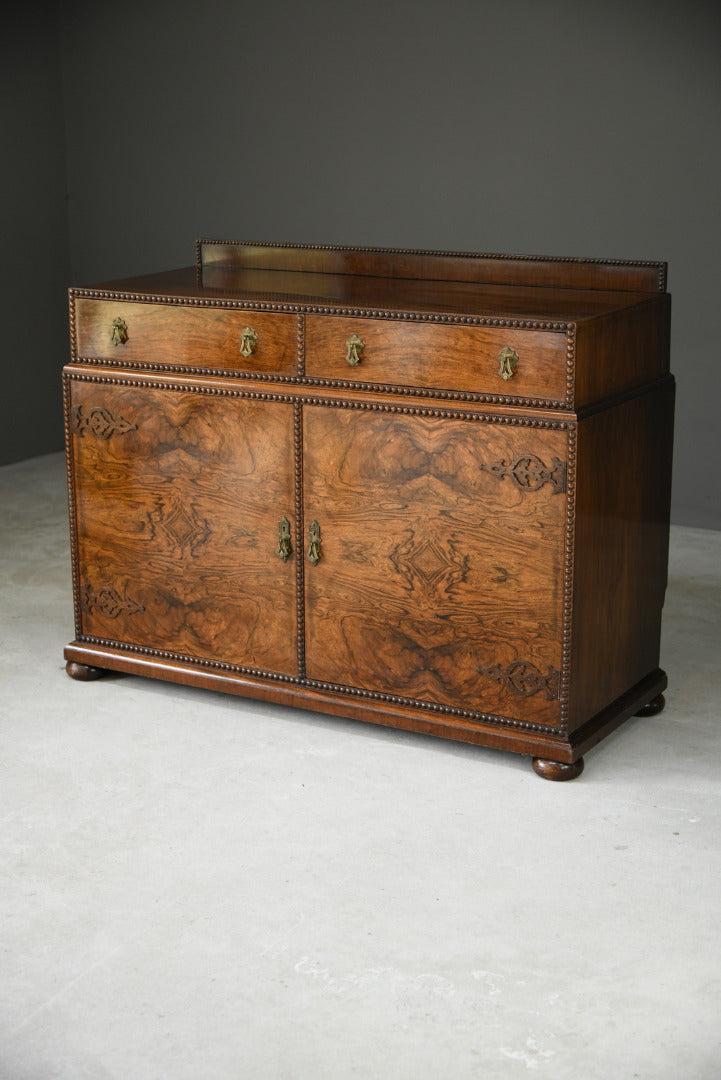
[302,406,568,726]
[68,380,297,677]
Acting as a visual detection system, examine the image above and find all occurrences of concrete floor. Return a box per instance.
[1,451,720,1080]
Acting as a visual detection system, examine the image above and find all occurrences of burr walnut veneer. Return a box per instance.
[64,242,674,780]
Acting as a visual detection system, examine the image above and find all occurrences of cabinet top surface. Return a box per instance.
[74,241,668,326]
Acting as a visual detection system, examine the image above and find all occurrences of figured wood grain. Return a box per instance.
[69,378,297,675]
[305,316,568,402]
[73,299,298,373]
[302,405,567,726]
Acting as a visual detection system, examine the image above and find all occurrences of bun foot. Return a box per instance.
[532,756,584,781]
[635,693,665,718]
[66,660,106,681]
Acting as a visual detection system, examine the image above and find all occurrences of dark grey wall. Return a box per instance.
[1,8,69,464]
[3,0,720,527]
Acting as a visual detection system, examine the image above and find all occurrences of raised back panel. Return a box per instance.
[197,240,667,293]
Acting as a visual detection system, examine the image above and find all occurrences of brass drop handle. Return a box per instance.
[111,317,128,346]
[277,516,292,561]
[240,327,258,358]
[346,334,364,367]
[498,346,519,380]
[307,520,322,565]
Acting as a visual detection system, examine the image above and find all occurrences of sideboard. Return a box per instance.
[64,241,674,779]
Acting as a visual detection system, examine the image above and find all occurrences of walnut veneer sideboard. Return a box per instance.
[63,241,674,780]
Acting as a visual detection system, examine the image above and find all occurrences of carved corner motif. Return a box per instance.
[480,454,566,494]
[478,660,561,700]
[72,405,137,439]
[81,584,144,618]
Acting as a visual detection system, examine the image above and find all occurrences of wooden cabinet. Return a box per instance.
[64,241,674,779]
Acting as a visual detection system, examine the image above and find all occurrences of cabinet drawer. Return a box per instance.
[305,316,568,401]
[73,299,298,374]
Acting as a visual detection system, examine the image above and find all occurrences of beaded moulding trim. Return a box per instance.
[63,370,573,430]
[68,286,573,331]
[69,356,573,412]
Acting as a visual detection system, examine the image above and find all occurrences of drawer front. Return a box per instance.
[73,299,298,374]
[305,316,568,401]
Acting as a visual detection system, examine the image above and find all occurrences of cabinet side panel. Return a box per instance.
[569,379,674,729]
[574,295,670,408]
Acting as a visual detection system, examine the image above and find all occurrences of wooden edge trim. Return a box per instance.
[61,368,574,430]
[567,669,668,758]
[62,374,82,638]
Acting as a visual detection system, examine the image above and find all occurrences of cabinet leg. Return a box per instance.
[66,660,107,682]
[634,693,666,718]
[532,756,584,781]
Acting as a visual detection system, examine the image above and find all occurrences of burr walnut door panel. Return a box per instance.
[302,406,569,726]
[68,380,297,676]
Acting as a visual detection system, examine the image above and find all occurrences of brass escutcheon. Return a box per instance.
[498,346,519,380]
[308,520,322,565]
[111,317,128,346]
[240,327,258,358]
[277,516,292,561]
[346,334,364,367]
